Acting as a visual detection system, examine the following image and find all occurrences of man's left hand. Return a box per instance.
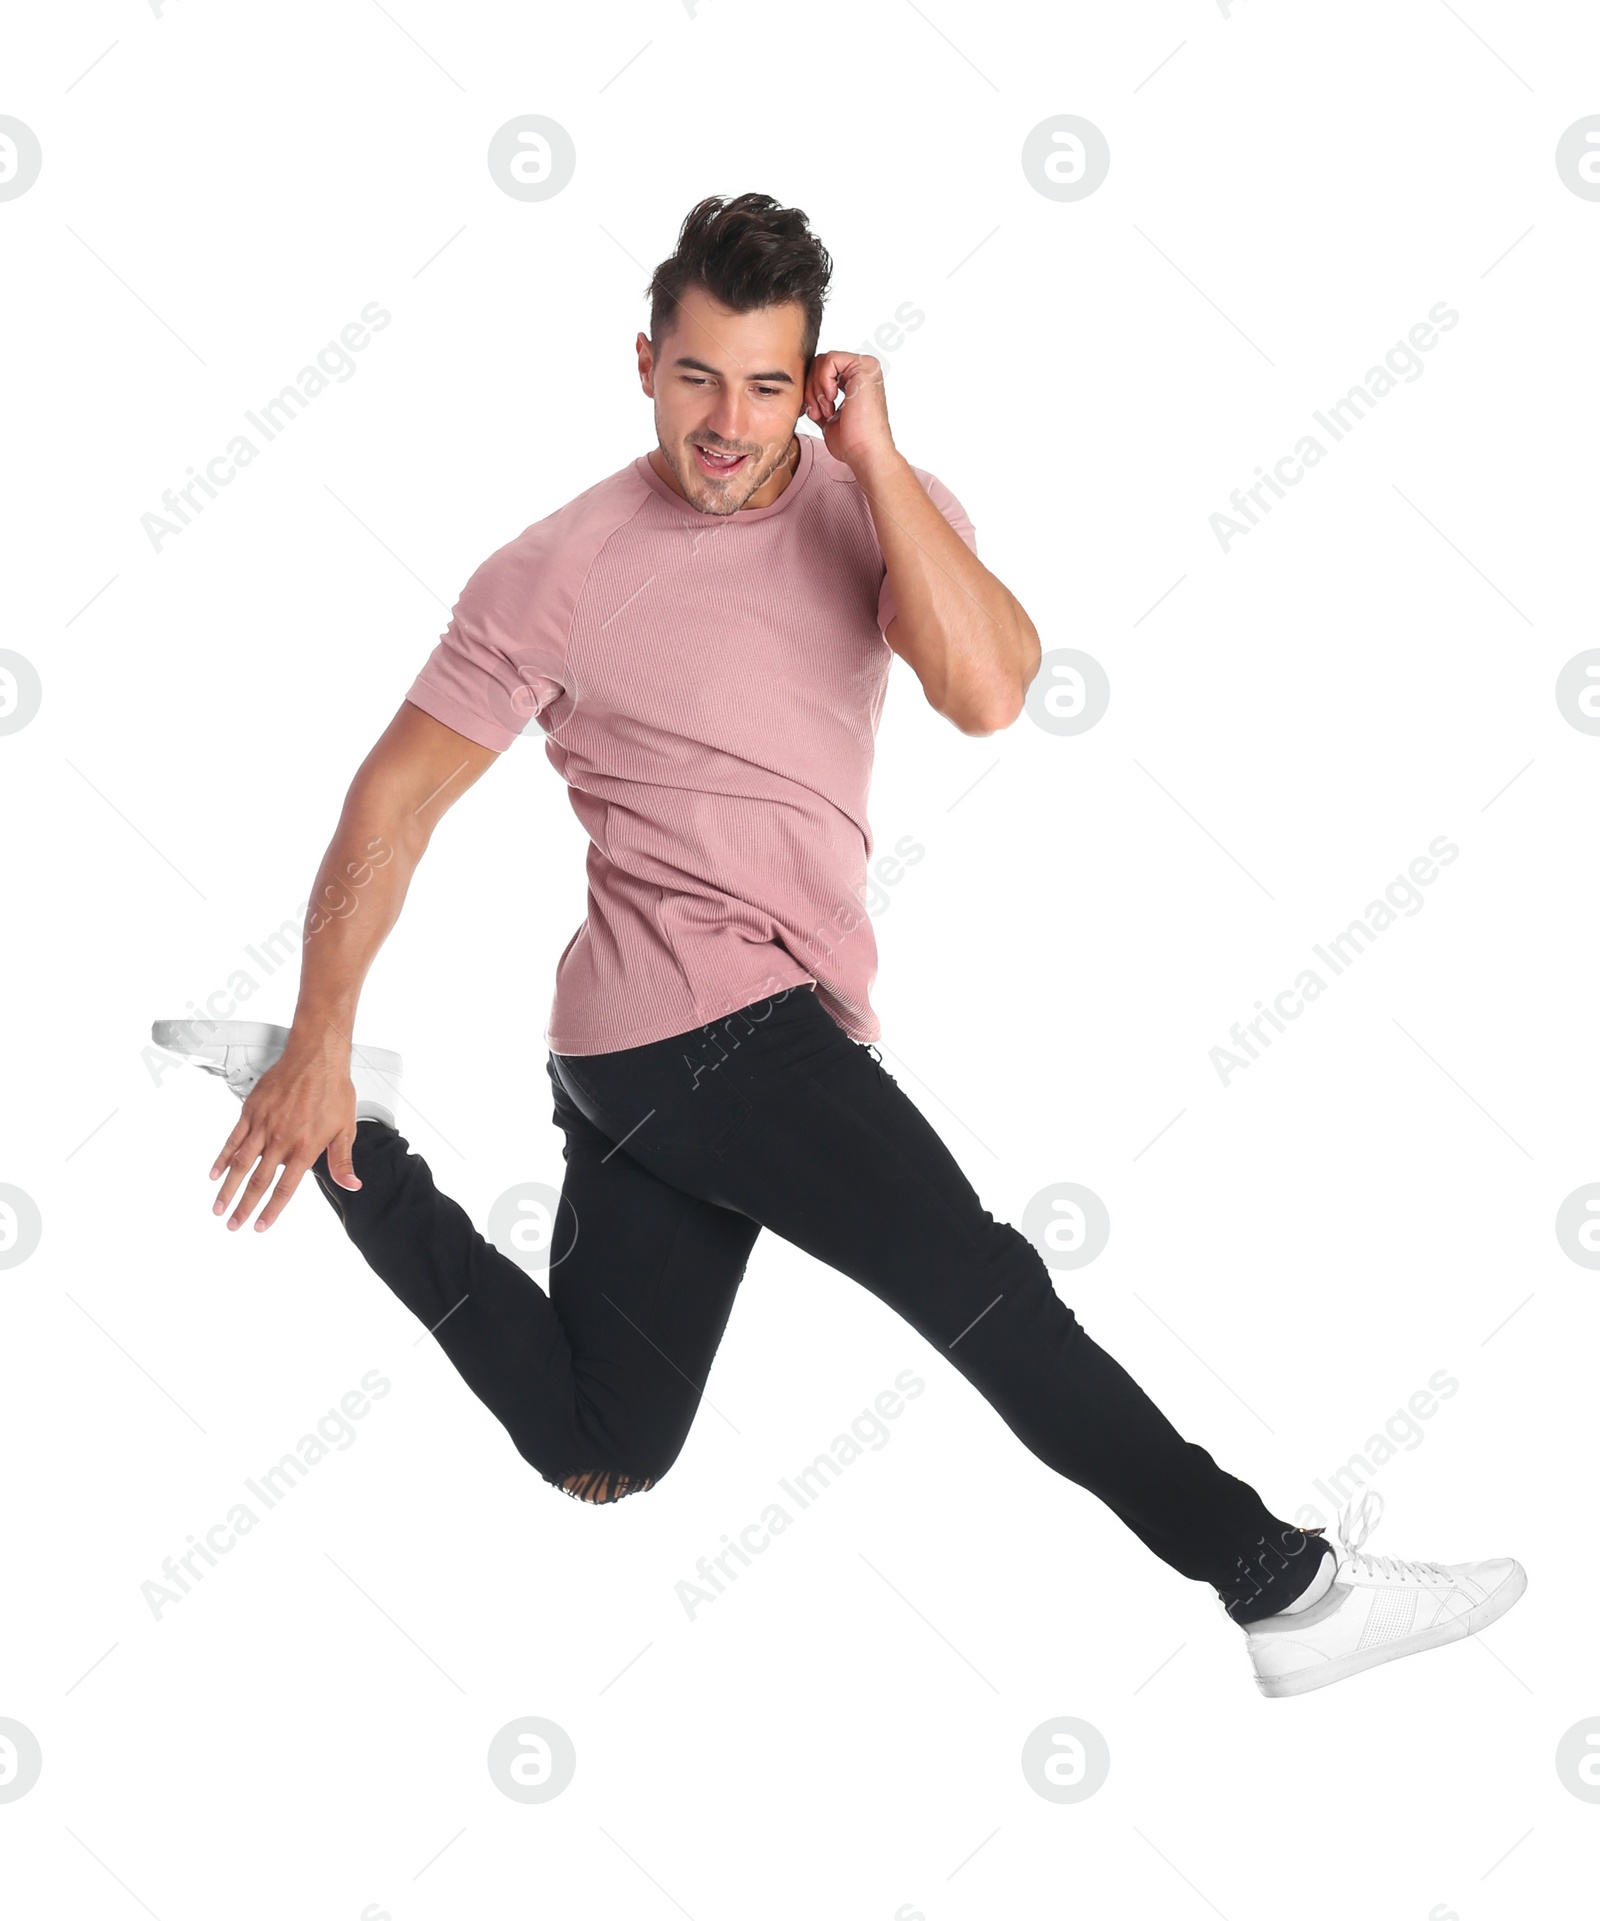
[804,351,897,474]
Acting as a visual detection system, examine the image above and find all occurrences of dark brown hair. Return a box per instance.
[646,192,833,370]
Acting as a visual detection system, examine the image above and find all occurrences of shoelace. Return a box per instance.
[187,1046,257,1090]
[1334,1487,1448,1583]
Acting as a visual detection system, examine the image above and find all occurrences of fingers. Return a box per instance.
[211,1087,272,1203]
[252,1158,310,1232]
[210,1113,249,1181]
[223,1145,286,1232]
[211,1134,261,1218]
[211,1122,359,1230]
[324,1129,362,1193]
[808,350,883,418]
[805,352,841,422]
[209,1119,282,1229]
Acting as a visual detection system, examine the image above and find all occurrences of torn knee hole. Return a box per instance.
[560,1469,655,1504]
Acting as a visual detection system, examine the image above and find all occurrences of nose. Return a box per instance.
[701,399,753,448]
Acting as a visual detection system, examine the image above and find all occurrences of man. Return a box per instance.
[155,192,1523,1697]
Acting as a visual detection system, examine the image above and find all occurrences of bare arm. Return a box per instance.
[211,702,501,1231]
[799,350,1041,738]
[863,451,1042,736]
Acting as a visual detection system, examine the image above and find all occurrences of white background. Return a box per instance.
[3,1,1596,1915]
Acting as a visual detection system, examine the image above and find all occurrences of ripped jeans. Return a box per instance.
[312,981,1330,1623]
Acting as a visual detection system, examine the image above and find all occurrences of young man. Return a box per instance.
[155,192,1523,1697]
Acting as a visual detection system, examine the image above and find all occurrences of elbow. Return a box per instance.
[932,601,1040,735]
[345,771,427,866]
[955,603,1038,735]
[951,683,1027,738]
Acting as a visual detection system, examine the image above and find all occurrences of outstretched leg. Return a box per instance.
[554,987,1330,1620]
[310,1059,760,1499]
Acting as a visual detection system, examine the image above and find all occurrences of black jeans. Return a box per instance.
[312,983,1330,1623]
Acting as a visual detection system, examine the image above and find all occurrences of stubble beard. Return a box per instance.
[679,429,799,516]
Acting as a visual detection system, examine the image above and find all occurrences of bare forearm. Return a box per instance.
[855,450,1040,734]
[289,788,427,1055]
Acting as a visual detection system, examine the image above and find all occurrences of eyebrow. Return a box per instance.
[672,355,797,387]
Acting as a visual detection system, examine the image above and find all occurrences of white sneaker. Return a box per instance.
[1230,1488,1526,1698]
[151,1019,403,1129]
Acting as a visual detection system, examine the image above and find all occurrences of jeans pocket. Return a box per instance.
[550,1051,611,1136]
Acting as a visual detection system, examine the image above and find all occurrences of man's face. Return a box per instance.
[638,283,809,515]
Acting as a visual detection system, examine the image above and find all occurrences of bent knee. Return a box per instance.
[559,1467,661,1504]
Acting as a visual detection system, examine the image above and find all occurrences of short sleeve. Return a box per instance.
[405,520,571,752]
[877,469,978,636]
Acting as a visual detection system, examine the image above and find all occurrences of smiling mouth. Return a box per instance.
[694,443,751,477]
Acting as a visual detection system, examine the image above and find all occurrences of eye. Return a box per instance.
[681,376,785,396]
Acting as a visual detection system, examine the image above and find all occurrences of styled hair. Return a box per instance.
[646,192,833,370]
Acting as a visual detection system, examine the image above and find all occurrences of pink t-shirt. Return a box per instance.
[404,432,977,1055]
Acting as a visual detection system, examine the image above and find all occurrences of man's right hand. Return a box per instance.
[210,1040,361,1233]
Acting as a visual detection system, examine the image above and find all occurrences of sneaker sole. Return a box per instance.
[1253,1560,1527,1698]
[151,1020,402,1078]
